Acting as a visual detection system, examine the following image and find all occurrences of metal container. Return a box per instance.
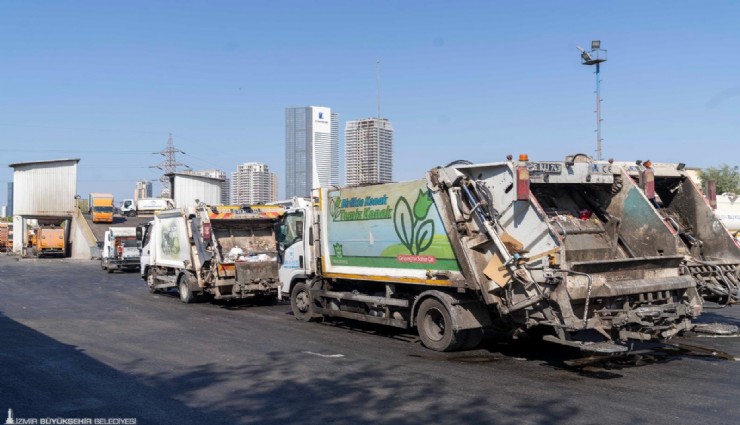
[9,159,79,216]
[168,173,222,209]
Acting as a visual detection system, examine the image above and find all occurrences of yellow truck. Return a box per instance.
[89,193,115,223]
[32,226,66,257]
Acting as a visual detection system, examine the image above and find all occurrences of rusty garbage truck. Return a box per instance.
[278,155,710,353]
[616,161,740,304]
[139,206,283,303]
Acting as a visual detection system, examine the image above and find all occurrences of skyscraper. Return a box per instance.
[134,180,153,202]
[285,106,339,198]
[6,182,13,217]
[189,170,230,204]
[231,162,277,205]
[345,118,394,186]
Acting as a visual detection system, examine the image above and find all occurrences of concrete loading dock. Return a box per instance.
[9,158,80,257]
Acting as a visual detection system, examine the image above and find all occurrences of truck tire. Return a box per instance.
[291,282,316,322]
[146,269,158,293]
[416,298,465,352]
[179,274,196,304]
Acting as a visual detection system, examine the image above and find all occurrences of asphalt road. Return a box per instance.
[83,213,152,242]
[0,256,738,425]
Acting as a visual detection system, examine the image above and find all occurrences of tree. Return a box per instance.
[699,164,740,194]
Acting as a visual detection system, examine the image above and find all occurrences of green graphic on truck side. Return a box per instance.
[393,189,435,255]
[327,181,460,271]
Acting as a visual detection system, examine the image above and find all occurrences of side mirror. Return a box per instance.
[135,226,143,241]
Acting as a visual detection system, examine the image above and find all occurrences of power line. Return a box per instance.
[150,133,189,196]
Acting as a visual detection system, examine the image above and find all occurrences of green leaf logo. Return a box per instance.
[413,189,433,221]
[393,189,436,255]
[333,243,344,258]
[329,196,342,221]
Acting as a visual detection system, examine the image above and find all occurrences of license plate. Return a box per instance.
[528,162,562,173]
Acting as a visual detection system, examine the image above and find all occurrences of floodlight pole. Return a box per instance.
[579,42,607,161]
[595,62,602,161]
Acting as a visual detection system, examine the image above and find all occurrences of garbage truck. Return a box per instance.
[279,155,709,353]
[101,227,140,272]
[615,161,740,304]
[120,198,175,217]
[30,225,66,257]
[139,205,283,303]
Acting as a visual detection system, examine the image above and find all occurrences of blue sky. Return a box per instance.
[1,1,739,204]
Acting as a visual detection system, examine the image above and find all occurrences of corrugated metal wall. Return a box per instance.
[12,161,78,216]
[173,174,222,209]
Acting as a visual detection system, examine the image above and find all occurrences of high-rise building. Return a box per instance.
[6,182,13,217]
[134,180,153,202]
[345,118,394,186]
[231,163,277,205]
[285,106,339,198]
[189,170,230,204]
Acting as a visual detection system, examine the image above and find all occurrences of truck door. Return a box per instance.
[278,211,306,293]
[139,223,153,276]
[102,231,111,261]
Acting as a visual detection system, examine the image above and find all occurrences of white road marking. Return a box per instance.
[303,351,345,358]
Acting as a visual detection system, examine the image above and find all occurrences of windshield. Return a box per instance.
[123,239,138,248]
[278,212,304,248]
[93,206,114,213]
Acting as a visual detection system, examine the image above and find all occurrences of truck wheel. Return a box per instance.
[416,298,464,352]
[146,269,158,293]
[107,266,114,274]
[291,282,316,322]
[179,275,196,304]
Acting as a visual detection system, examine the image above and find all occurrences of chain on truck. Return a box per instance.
[138,205,283,303]
[278,155,737,353]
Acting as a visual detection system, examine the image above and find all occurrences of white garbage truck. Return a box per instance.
[121,198,175,217]
[139,205,283,303]
[278,155,710,353]
[101,227,140,272]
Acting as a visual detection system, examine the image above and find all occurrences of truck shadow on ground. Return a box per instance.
[303,316,735,380]
[124,350,624,425]
[0,310,603,425]
[0,312,230,425]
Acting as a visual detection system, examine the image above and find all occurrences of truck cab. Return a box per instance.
[120,199,136,217]
[90,193,115,224]
[277,198,315,298]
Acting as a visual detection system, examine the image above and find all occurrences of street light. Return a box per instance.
[577,40,607,160]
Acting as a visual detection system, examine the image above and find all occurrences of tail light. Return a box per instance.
[202,222,212,240]
[579,209,592,220]
[516,154,530,201]
[641,166,655,199]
